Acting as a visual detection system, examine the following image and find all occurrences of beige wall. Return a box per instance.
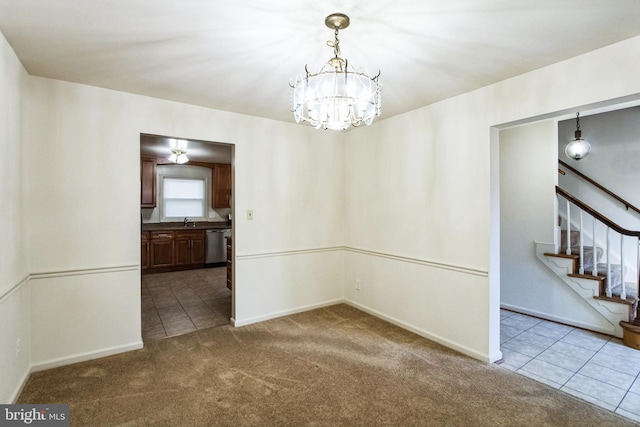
[0,31,31,403]
[22,75,346,369]
[343,36,640,361]
[0,22,27,306]
[3,25,640,402]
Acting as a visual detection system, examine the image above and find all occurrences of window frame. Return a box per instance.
[159,175,208,222]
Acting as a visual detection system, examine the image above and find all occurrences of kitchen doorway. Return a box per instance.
[139,133,234,342]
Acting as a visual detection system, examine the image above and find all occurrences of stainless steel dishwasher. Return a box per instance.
[205,229,231,265]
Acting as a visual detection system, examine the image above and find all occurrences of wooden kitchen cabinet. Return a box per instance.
[226,237,232,290]
[175,230,205,266]
[149,231,174,268]
[212,163,231,208]
[141,232,149,270]
[140,156,157,208]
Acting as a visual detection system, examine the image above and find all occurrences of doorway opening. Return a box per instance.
[490,98,640,422]
[139,133,234,342]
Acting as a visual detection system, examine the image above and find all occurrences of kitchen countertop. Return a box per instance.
[142,222,232,232]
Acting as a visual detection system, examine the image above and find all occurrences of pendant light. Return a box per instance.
[290,13,382,131]
[168,139,189,164]
[565,112,591,161]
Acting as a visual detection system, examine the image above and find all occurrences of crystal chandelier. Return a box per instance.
[290,13,381,131]
[565,112,591,161]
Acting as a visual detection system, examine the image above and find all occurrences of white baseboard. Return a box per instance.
[345,300,494,363]
[500,302,615,336]
[234,298,496,363]
[232,298,346,327]
[31,341,144,373]
[8,365,32,404]
[8,341,143,403]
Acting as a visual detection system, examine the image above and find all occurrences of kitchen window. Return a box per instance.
[161,177,206,221]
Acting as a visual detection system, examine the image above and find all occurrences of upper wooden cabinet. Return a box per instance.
[140,157,157,208]
[141,157,230,209]
[213,163,231,208]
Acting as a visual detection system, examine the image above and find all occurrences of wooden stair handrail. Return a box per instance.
[556,186,640,237]
[559,159,640,216]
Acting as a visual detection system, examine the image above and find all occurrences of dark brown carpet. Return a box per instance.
[18,304,637,426]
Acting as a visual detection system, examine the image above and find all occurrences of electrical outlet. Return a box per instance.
[247,209,254,220]
[16,338,21,357]
[355,280,361,290]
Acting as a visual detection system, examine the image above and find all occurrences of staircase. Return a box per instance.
[536,183,640,348]
[538,234,637,337]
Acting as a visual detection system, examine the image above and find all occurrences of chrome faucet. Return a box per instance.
[184,217,193,227]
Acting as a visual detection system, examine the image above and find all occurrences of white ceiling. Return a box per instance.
[140,134,232,163]
[2,0,640,126]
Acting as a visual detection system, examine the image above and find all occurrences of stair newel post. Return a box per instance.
[636,238,640,321]
[566,200,571,255]
[606,227,612,298]
[620,235,626,300]
[579,210,585,274]
[592,217,598,277]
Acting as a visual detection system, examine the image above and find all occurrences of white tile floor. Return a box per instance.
[499,309,640,423]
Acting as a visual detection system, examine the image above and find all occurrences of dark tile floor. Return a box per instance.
[141,267,231,341]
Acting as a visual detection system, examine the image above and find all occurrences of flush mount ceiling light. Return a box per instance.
[168,139,189,164]
[565,112,591,161]
[290,13,381,131]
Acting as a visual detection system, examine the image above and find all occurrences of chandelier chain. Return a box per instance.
[327,27,341,58]
[576,112,581,131]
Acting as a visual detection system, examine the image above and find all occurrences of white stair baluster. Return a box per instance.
[579,210,584,274]
[592,218,598,277]
[566,200,571,255]
[620,236,626,300]
[555,195,560,253]
[606,227,612,297]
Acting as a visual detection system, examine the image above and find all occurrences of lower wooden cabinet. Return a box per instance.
[175,230,205,265]
[226,236,232,290]
[150,231,175,268]
[141,232,149,270]
[142,229,205,273]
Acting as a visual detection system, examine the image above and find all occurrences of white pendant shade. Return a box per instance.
[565,136,591,160]
[168,139,189,164]
[565,113,591,161]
